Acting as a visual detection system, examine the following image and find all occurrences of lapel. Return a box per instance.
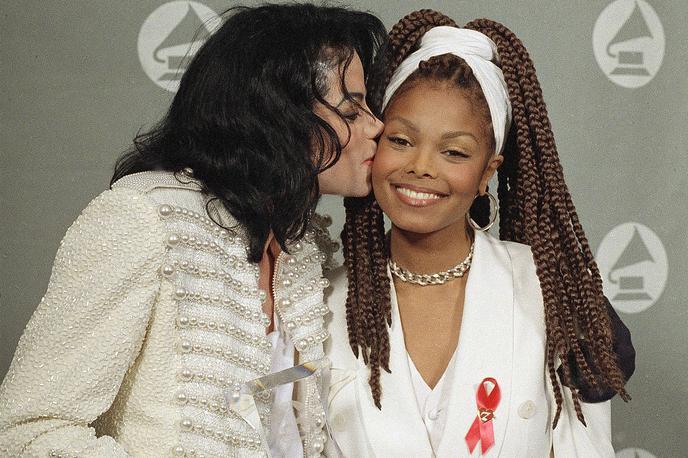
[436,231,515,457]
[356,271,434,457]
[273,235,330,456]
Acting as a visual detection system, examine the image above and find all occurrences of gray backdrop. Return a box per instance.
[1,1,686,456]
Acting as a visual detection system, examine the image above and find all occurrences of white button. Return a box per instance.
[333,413,347,431]
[427,409,441,421]
[518,400,536,419]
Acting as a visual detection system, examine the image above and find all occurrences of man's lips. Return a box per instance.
[361,153,375,165]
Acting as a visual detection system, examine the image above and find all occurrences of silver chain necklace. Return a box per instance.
[388,242,475,286]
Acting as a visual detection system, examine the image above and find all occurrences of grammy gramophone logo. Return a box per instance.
[138,1,221,92]
[593,0,665,88]
[616,448,657,458]
[597,222,668,314]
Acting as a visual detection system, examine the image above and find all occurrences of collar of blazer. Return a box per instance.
[356,230,516,457]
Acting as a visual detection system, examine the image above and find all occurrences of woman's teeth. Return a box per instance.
[396,186,443,200]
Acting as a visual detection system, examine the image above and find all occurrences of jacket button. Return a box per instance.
[518,400,536,419]
[427,409,441,421]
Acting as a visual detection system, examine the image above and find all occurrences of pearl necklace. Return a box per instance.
[388,242,475,286]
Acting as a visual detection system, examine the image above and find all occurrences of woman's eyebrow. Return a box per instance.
[384,116,419,133]
[441,130,478,142]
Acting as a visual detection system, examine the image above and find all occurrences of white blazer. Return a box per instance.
[323,231,614,458]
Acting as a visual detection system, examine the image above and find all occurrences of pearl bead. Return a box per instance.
[181,418,193,430]
[286,321,296,330]
[278,298,291,308]
[176,392,188,404]
[177,316,189,327]
[180,369,193,381]
[174,288,187,299]
[180,341,192,353]
[158,204,173,217]
[182,167,194,176]
[160,264,175,277]
[312,440,324,453]
[319,278,330,288]
[166,233,180,246]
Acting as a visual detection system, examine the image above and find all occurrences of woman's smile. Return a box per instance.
[392,183,448,207]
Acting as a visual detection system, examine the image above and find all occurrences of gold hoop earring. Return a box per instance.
[468,191,498,232]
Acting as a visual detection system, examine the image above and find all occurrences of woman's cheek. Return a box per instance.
[371,148,392,189]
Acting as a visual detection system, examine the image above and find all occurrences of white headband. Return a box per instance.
[382,26,512,155]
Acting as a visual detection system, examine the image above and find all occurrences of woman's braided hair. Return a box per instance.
[342,9,629,427]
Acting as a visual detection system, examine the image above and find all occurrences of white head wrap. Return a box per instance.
[382,26,512,155]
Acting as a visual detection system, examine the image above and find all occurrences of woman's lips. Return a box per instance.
[393,184,447,207]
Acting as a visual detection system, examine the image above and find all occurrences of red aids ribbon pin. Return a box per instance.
[465,377,501,454]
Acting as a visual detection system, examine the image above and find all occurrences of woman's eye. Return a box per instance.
[443,149,468,158]
[387,136,410,147]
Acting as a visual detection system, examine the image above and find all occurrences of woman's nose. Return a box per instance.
[403,150,436,178]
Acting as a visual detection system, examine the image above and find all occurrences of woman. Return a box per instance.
[0,4,384,457]
[325,10,631,457]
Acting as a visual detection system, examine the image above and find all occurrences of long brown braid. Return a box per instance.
[342,9,629,426]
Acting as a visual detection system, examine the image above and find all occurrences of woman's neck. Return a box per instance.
[389,223,474,274]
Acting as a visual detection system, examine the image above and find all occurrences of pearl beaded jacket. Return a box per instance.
[0,171,337,458]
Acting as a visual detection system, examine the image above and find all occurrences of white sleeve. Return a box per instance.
[552,385,615,458]
[0,188,167,457]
